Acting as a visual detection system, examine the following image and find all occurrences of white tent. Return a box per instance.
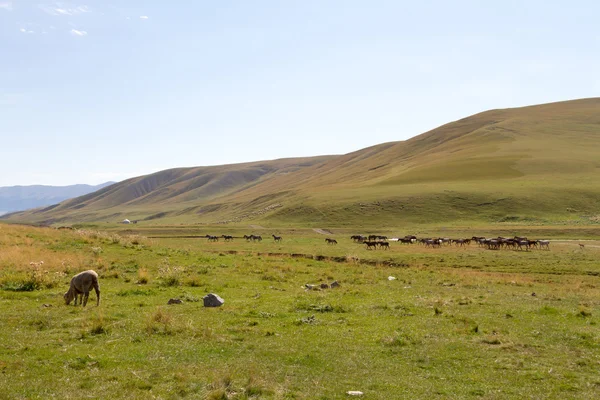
[122,219,131,224]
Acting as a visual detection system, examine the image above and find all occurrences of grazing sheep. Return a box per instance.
[64,270,100,307]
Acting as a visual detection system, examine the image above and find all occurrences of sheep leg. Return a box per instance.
[93,280,100,306]
[83,290,90,307]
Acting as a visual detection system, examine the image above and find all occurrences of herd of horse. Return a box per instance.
[350,234,550,251]
[203,233,550,251]
[206,234,281,242]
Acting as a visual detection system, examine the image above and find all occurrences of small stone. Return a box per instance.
[531,292,536,297]
[330,281,340,288]
[203,293,224,307]
[42,304,53,308]
[346,390,363,396]
[388,276,397,281]
[320,283,329,289]
[167,298,183,305]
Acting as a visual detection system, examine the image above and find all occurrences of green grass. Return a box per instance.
[0,224,599,398]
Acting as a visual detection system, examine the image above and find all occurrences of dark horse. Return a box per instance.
[272,234,283,242]
[364,241,378,250]
[325,238,337,245]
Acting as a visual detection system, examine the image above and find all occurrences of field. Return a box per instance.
[1,223,599,399]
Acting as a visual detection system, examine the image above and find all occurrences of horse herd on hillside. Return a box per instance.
[202,233,550,251]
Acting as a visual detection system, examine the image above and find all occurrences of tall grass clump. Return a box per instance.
[157,263,184,287]
[137,268,149,284]
[0,261,64,291]
[88,311,110,336]
[145,307,175,335]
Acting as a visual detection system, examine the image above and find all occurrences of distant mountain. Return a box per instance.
[4,98,600,227]
[0,182,115,215]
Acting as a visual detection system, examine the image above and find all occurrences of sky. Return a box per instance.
[1,0,599,186]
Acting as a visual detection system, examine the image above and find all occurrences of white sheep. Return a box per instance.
[64,270,100,307]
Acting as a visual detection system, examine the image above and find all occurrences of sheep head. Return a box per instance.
[64,290,74,305]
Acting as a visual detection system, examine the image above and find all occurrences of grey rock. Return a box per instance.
[203,293,224,307]
[320,283,330,289]
[330,281,340,288]
[168,298,183,305]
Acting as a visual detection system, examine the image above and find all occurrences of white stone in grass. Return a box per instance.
[388,276,397,281]
[203,293,224,307]
[346,391,364,396]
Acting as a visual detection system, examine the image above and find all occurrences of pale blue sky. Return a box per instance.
[1,1,599,186]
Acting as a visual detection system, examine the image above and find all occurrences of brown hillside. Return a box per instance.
[4,98,600,226]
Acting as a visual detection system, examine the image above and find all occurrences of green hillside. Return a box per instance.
[4,98,600,227]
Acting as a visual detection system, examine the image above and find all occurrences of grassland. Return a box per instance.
[1,223,599,399]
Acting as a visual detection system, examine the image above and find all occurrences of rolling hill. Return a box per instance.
[4,98,600,227]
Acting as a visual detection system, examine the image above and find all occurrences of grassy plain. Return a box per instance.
[0,223,599,399]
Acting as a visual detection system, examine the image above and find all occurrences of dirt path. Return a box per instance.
[553,240,600,249]
[313,228,333,235]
